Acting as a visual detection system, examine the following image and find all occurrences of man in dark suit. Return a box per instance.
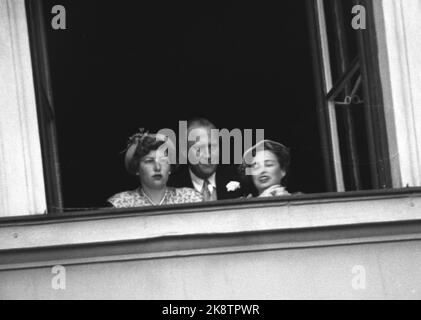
[169,118,243,201]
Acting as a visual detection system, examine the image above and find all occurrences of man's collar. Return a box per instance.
[189,169,216,192]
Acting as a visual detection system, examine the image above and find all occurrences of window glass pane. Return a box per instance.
[323,0,376,191]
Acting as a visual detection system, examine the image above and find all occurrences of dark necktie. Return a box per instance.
[202,179,213,201]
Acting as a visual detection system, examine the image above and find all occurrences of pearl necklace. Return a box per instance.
[140,188,168,205]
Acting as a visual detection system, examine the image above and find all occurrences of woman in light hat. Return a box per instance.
[108,129,203,208]
[239,140,291,198]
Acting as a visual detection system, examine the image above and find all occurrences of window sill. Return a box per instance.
[1,187,421,253]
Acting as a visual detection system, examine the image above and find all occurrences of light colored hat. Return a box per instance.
[239,139,290,186]
[124,129,176,175]
[242,139,289,165]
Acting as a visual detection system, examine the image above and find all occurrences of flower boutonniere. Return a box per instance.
[226,181,241,192]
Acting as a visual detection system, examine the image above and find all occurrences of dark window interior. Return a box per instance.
[38,0,326,209]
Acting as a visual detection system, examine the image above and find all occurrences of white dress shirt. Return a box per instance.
[189,169,217,195]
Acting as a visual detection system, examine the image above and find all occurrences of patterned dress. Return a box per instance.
[108,187,203,208]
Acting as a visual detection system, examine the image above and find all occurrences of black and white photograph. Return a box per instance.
[0,0,421,301]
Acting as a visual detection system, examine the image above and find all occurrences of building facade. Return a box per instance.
[1,0,421,299]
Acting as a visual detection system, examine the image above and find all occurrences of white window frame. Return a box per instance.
[314,0,346,192]
[0,0,47,217]
[373,0,421,188]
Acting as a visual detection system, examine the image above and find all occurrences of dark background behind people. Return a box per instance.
[40,0,326,208]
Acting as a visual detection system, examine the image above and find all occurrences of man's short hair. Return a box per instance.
[187,117,216,131]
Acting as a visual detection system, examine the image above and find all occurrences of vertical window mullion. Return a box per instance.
[354,0,392,189]
[329,0,362,190]
[313,0,346,192]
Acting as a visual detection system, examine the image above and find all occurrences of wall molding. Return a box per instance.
[1,191,420,252]
[2,217,421,272]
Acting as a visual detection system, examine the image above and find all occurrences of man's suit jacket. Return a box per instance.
[168,165,244,200]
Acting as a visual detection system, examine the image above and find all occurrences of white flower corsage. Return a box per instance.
[226,181,241,192]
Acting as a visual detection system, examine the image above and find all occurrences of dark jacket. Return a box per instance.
[168,165,244,200]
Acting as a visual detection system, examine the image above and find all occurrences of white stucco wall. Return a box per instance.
[374,0,421,188]
[1,239,421,300]
[1,191,421,299]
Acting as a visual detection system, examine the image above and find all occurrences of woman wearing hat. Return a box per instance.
[108,130,203,208]
[239,140,291,198]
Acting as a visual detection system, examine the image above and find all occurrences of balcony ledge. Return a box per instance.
[0,188,421,254]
